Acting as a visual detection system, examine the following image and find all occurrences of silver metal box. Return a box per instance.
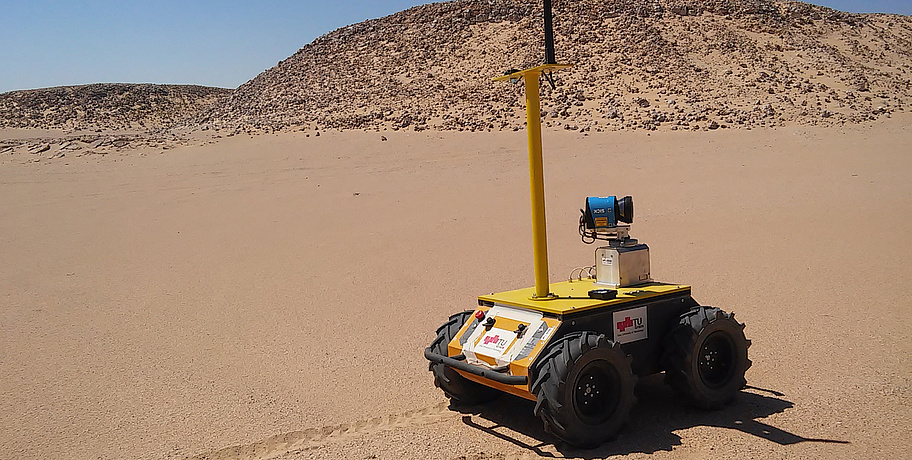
[595,244,651,288]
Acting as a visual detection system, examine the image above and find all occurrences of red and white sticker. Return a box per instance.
[474,328,517,356]
[613,306,648,344]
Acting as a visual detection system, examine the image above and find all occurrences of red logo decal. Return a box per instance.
[617,317,633,332]
[483,335,501,345]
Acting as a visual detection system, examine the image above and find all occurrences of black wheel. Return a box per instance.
[663,306,751,409]
[530,331,637,448]
[428,311,499,405]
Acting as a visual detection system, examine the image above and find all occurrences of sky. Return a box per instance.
[1,0,910,93]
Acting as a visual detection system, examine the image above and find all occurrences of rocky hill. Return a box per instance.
[202,0,912,132]
[0,83,229,131]
[2,1,911,135]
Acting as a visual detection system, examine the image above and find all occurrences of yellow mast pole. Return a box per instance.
[523,72,551,299]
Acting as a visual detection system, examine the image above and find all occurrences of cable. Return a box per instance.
[579,210,611,244]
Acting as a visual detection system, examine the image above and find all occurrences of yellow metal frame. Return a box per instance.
[494,64,572,300]
[447,306,563,400]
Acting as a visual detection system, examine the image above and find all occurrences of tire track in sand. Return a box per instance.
[187,402,450,460]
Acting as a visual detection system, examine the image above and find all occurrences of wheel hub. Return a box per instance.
[573,362,621,424]
[698,332,735,388]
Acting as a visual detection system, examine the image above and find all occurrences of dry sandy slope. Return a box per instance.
[1,118,910,459]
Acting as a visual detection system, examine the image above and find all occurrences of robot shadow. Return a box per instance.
[453,374,848,458]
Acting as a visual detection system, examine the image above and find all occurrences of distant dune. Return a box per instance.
[0,83,229,131]
[2,0,912,133]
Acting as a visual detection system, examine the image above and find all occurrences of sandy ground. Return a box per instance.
[1,117,911,459]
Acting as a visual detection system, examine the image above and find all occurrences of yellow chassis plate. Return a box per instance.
[478,280,691,315]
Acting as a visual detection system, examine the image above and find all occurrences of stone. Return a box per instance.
[28,144,50,154]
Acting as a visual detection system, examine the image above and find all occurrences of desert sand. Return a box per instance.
[1,113,910,459]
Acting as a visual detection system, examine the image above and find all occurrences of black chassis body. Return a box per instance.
[541,290,700,377]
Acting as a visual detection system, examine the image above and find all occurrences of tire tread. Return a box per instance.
[529,331,637,447]
[663,306,751,409]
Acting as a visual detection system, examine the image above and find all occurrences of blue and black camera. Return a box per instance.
[583,196,634,229]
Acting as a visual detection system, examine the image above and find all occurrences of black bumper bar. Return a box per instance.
[424,348,528,385]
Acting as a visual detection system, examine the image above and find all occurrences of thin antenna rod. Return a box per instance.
[544,0,556,64]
